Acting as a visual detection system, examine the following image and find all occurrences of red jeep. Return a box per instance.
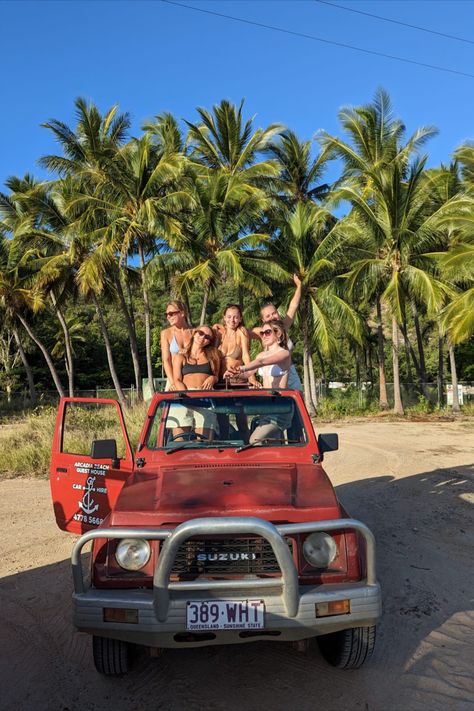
[50,389,381,675]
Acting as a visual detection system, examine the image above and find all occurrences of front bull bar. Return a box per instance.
[71,517,377,622]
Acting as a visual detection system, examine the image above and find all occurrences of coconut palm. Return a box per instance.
[1,175,79,395]
[319,89,446,414]
[0,232,65,397]
[267,129,330,205]
[66,128,189,394]
[157,167,285,323]
[266,202,361,415]
[40,100,149,397]
[185,99,282,177]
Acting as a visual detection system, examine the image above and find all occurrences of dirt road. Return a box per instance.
[1,420,473,711]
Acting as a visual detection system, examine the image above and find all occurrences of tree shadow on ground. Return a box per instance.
[1,464,473,711]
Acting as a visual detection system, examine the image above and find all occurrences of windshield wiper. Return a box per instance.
[166,440,237,455]
[235,438,299,453]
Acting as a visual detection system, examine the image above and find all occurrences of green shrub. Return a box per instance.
[315,386,379,419]
[406,394,433,415]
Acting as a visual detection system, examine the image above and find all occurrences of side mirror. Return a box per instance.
[91,439,119,468]
[317,433,339,455]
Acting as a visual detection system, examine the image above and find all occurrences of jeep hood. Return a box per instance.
[110,463,340,526]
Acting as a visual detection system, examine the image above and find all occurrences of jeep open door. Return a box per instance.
[50,397,134,534]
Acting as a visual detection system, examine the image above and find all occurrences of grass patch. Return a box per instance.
[0,402,148,480]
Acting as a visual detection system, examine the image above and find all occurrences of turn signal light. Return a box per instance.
[103,607,138,624]
[315,600,350,617]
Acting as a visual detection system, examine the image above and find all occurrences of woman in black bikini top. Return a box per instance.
[173,326,221,391]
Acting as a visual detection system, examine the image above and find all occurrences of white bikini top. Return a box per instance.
[258,363,289,377]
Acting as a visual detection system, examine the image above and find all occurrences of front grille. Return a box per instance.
[170,537,293,578]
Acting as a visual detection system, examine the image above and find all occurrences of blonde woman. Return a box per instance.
[160,300,193,391]
[224,320,293,443]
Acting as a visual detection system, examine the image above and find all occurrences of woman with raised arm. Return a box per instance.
[160,300,193,391]
[213,304,258,387]
[250,275,303,390]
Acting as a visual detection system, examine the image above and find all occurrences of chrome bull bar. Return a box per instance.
[71,517,377,621]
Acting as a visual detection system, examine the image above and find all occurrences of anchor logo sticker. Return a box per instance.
[78,475,99,515]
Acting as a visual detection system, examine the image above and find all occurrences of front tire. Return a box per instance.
[92,635,131,676]
[317,625,376,669]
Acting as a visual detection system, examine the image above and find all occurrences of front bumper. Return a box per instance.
[71,516,382,649]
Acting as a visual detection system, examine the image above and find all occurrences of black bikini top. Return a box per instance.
[182,361,213,376]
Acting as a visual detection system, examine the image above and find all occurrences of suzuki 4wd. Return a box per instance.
[50,389,381,675]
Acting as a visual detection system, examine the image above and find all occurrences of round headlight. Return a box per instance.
[302,532,337,568]
[115,538,151,571]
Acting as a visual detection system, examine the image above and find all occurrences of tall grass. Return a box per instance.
[0,402,148,479]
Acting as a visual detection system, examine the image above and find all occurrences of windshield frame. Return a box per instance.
[143,391,309,452]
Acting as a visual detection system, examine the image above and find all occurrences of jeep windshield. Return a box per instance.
[145,394,308,451]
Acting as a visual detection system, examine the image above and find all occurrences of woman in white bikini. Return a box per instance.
[224,320,293,443]
[250,274,303,391]
[160,300,193,391]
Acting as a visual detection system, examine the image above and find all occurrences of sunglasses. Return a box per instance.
[195,330,212,341]
[165,310,181,318]
[259,328,274,337]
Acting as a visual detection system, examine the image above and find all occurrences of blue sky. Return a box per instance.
[2,0,474,188]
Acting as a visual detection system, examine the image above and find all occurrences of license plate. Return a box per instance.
[186,600,265,631]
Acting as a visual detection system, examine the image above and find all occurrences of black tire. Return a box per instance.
[317,625,376,669]
[92,635,131,676]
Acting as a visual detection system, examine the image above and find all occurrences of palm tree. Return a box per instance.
[267,129,330,205]
[185,99,282,176]
[157,167,285,323]
[267,202,361,415]
[319,89,446,414]
[0,233,65,397]
[40,99,147,398]
[1,175,79,396]
[67,127,189,394]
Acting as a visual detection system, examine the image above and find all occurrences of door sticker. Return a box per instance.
[71,461,111,526]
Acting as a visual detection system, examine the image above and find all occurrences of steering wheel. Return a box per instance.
[168,431,209,442]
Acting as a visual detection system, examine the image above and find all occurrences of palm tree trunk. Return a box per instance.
[114,273,143,400]
[138,243,154,396]
[124,272,137,329]
[13,326,37,405]
[50,292,74,397]
[368,343,374,384]
[437,327,444,408]
[401,316,413,383]
[411,301,427,384]
[448,344,460,413]
[315,347,326,385]
[302,347,316,417]
[238,285,244,312]
[200,281,211,325]
[376,297,389,409]
[92,294,128,410]
[17,314,65,398]
[391,315,404,415]
[308,352,318,411]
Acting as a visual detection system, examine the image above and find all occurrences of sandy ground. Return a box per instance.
[1,419,473,711]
